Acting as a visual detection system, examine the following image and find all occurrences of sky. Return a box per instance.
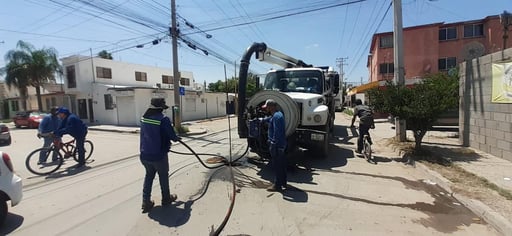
[0,0,510,87]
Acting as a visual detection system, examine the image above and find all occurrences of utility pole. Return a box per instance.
[393,0,406,142]
[336,57,348,91]
[393,0,406,141]
[171,0,181,129]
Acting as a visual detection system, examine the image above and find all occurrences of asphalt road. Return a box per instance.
[0,116,501,235]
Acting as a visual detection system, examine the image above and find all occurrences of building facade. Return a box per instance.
[367,15,512,84]
[60,55,227,126]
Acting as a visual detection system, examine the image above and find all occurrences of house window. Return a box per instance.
[10,100,19,112]
[96,67,112,79]
[66,65,76,88]
[104,94,114,110]
[379,35,393,48]
[463,24,484,38]
[180,77,190,86]
[135,71,147,82]
[438,57,457,70]
[162,75,173,84]
[439,27,457,41]
[379,63,394,74]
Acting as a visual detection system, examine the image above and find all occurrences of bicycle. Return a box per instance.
[25,138,94,176]
[362,132,373,164]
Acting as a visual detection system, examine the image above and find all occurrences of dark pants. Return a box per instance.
[75,132,87,165]
[270,146,287,188]
[39,136,58,162]
[357,124,372,152]
[140,157,171,203]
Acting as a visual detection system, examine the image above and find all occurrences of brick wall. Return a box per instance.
[460,48,512,161]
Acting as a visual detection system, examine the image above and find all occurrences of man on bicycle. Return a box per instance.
[37,107,61,163]
[350,99,375,154]
[54,107,88,168]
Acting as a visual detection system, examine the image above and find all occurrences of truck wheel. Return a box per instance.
[319,126,330,158]
[246,90,299,137]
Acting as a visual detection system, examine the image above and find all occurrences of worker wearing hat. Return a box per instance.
[262,99,287,192]
[139,98,181,213]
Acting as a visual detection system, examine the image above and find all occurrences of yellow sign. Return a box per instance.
[492,62,512,103]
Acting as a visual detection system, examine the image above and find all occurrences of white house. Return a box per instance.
[60,55,228,126]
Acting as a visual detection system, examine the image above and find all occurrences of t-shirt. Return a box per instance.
[354,105,374,125]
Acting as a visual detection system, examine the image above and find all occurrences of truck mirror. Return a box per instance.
[333,74,340,94]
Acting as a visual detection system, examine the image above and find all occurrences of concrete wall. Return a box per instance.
[460,47,512,161]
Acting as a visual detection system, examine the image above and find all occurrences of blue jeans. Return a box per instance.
[39,137,58,162]
[270,145,287,188]
[140,156,171,203]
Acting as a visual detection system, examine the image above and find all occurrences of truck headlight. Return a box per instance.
[313,114,322,123]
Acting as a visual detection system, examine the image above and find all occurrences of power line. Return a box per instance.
[346,1,392,80]
[183,0,366,35]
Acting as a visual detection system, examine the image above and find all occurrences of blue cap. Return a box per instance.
[57,107,70,115]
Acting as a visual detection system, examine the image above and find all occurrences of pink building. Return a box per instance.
[365,14,512,85]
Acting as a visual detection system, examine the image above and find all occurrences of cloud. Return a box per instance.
[305,43,320,49]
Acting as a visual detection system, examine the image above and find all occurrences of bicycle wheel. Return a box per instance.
[73,140,94,162]
[25,147,63,175]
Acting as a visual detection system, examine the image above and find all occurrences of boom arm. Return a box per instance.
[255,46,311,68]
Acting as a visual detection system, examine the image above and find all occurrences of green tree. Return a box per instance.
[207,73,261,97]
[368,72,458,151]
[98,50,113,60]
[0,40,62,111]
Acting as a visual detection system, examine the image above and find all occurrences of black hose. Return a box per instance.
[171,140,250,168]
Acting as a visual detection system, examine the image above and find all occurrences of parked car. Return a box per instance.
[13,110,47,129]
[0,151,23,226]
[0,124,11,146]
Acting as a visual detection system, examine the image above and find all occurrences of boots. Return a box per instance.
[141,200,154,213]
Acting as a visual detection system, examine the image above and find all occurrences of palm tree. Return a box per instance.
[0,40,62,111]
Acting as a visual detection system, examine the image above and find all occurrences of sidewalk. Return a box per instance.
[89,115,512,235]
[357,115,512,235]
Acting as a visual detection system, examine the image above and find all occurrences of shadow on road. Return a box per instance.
[0,212,24,235]
[147,202,191,227]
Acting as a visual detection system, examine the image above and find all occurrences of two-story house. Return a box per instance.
[61,55,228,126]
[349,14,512,100]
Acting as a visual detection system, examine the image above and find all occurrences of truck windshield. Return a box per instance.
[263,70,323,94]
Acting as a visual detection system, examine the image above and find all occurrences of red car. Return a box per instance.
[13,111,47,129]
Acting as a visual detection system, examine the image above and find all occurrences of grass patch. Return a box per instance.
[343,108,354,116]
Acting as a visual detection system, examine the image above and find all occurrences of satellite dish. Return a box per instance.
[460,41,485,61]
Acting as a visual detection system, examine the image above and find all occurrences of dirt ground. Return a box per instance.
[385,137,512,227]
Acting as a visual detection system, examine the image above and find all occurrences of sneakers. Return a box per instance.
[141,200,155,213]
[162,194,178,206]
[266,184,283,192]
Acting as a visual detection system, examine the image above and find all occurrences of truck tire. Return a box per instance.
[318,121,330,157]
[247,90,299,137]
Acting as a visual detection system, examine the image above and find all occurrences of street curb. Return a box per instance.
[88,127,139,134]
[415,162,512,236]
[87,126,208,136]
